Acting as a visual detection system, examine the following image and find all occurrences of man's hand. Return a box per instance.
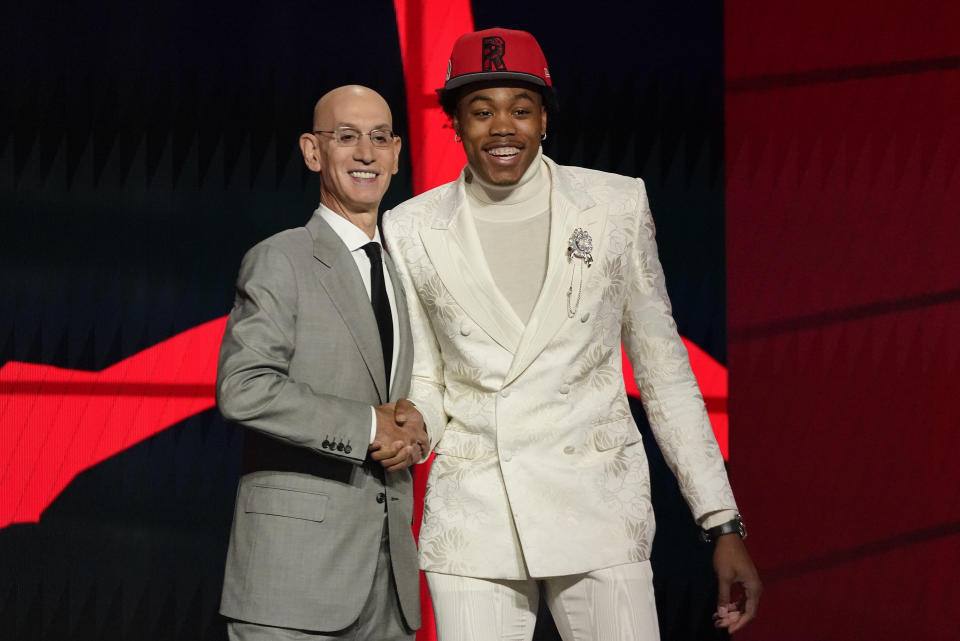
[392,398,428,463]
[712,534,762,633]
[394,398,425,436]
[370,399,428,472]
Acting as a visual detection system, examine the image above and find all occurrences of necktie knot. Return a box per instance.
[362,242,382,266]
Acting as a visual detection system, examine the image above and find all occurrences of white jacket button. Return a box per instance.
[563,446,575,455]
[580,312,590,322]
[501,389,510,398]
[460,322,472,336]
[502,451,513,462]
[559,384,570,394]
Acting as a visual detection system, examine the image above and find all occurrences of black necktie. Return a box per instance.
[362,242,393,391]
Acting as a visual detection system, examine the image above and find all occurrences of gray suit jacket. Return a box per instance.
[216,213,420,632]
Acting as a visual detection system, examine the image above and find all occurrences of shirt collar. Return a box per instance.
[315,204,382,253]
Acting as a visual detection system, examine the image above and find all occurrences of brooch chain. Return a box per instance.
[566,228,593,317]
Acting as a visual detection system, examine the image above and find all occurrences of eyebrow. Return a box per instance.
[467,91,536,106]
[336,122,393,130]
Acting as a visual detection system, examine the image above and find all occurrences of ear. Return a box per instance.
[299,133,322,173]
[391,135,402,176]
[452,112,462,139]
[540,107,548,138]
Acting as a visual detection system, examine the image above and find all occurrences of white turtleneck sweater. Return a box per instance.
[467,148,551,324]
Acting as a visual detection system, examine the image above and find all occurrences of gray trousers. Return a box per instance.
[228,518,413,641]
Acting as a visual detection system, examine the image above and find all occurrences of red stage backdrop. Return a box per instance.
[726,2,960,639]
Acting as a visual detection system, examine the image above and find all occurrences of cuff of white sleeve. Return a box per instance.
[369,406,377,445]
[699,509,739,530]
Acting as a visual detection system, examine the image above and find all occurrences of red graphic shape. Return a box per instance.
[393,2,475,639]
[0,317,226,528]
[0,319,728,530]
[393,0,472,194]
[622,340,729,459]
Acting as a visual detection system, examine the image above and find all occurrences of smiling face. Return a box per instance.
[300,86,401,219]
[453,83,547,186]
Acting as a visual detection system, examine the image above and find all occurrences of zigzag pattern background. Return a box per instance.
[4,1,728,640]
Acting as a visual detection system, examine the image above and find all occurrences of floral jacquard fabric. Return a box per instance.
[382,156,736,580]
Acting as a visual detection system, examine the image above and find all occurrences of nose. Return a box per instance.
[490,111,515,136]
[353,135,376,163]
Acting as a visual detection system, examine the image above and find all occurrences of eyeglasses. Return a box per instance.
[313,127,398,148]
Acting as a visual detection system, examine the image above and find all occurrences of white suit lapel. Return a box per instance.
[505,159,607,384]
[420,172,525,353]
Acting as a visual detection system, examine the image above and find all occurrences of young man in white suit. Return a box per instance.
[383,29,762,641]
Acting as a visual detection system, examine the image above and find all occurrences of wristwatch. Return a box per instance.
[700,514,747,543]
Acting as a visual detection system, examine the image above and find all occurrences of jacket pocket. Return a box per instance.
[245,484,328,522]
[592,416,641,451]
[433,430,492,460]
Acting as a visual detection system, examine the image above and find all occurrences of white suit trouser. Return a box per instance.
[426,561,660,641]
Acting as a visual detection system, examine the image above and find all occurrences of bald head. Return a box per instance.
[312,85,393,131]
[299,85,401,236]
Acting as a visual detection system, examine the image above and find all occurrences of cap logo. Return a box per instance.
[446,59,452,81]
[482,36,507,71]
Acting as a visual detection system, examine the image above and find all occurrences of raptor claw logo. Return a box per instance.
[482,36,506,71]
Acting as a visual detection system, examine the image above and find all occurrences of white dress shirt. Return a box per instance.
[316,205,399,443]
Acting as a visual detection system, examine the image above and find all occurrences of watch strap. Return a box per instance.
[700,514,746,543]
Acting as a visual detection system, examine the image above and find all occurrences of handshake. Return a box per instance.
[370,398,429,472]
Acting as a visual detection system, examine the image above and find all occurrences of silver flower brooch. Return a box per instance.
[567,228,594,267]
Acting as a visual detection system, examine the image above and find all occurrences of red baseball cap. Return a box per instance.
[439,28,557,110]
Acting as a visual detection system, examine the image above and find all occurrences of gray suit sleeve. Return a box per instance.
[216,242,370,464]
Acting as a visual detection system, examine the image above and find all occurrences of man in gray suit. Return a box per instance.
[216,85,427,641]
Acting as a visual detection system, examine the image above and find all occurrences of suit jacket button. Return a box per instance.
[344,444,352,454]
[460,323,472,336]
[376,492,386,504]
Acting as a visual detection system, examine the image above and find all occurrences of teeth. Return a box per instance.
[349,171,376,179]
[487,147,519,157]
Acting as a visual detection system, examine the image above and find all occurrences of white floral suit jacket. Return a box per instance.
[382,156,736,580]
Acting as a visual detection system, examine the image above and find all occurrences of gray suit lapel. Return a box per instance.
[306,214,388,402]
[383,248,412,400]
